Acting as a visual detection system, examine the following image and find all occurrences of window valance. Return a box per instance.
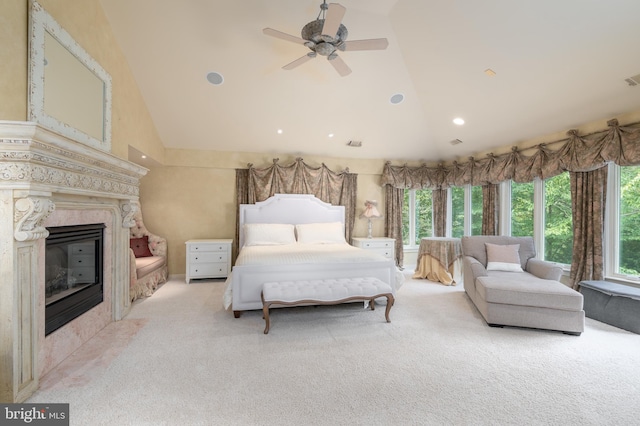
[382,119,640,189]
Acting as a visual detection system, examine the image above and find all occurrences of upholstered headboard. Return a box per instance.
[238,194,345,248]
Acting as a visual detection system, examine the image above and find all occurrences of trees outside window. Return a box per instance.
[471,186,483,235]
[619,165,640,276]
[402,189,433,246]
[511,181,534,237]
[544,173,573,264]
[451,186,465,238]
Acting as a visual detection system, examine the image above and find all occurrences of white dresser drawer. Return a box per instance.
[370,248,393,259]
[189,252,229,264]
[189,263,228,278]
[189,243,228,253]
[358,240,393,250]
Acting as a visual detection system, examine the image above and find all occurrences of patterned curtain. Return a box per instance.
[381,118,640,280]
[569,166,607,289]
[384,185,404,268]
[234,158,357,260]
[432,188,447,237]
[481,184,499,235]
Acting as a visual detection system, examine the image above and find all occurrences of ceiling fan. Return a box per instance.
[263,1,389,76]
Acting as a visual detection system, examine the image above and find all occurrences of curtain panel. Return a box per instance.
[234,158,357,259]
[481,184,499,236]
[569,167,607,289]
[384,185,404,267]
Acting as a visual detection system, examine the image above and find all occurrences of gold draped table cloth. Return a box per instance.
[413,237,463,285]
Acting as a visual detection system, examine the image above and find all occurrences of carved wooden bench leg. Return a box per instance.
[233,311,242,318]
[384,294,394,323]
[261,292,271,334]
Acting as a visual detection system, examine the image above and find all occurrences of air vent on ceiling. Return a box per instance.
[347,140,362,147]
[449,139,463,146]
[625,73,640,86]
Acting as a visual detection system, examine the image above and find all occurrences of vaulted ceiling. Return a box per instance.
[101,0,640,163]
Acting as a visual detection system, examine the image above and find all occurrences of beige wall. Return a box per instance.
[0,0,165,162]
[140,150,389,275]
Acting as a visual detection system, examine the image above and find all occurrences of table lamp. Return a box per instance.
[360,200,382,238]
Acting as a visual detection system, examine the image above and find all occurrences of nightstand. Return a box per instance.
[351,237,395,260]
[185,239,233,283]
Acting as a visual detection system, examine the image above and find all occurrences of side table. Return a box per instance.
[413,237,462,285]
[185,239,233,283]
[351,237,395,260]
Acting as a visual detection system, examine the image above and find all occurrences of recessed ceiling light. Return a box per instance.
[277,129,283,134]
[390,93,404,105]
[484,68,496,77]
[141,155,147,159]
[206,71,224,85]
[453,117,465,125]
[328,133,334,138]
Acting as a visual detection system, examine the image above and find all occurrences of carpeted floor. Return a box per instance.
[28,272,640,425]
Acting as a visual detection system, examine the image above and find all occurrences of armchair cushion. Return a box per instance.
[130,236,153,258]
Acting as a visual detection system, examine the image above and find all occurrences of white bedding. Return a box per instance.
[235,242,387,266]
[223,243,404,310]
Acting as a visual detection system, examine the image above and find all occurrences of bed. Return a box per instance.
[223,193,402,317]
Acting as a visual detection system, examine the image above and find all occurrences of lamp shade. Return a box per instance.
[360,200,382,219]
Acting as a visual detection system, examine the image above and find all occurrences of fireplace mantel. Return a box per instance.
[0,121,148,402]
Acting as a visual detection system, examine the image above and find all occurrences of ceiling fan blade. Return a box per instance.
[263,28,306,45]
[328,55,351,77]
[342,38,389,51]
[322,3,346,38]
[283,54,315,70]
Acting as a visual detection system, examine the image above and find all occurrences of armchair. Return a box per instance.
[129,203,168,301]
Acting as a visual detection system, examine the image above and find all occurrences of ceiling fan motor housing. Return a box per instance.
[301,20,348,56]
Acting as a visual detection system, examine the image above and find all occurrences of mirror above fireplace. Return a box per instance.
[28,1,112,152]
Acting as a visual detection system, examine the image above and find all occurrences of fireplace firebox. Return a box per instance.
[45,223,105,335]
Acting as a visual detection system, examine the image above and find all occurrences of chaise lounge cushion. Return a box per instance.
[476,272,583,311]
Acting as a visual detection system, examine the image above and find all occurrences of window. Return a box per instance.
[471,185,483,235]
[543,173,572,264]
[402,189,433,246]
[618,165,640,276]
[511,181,534,237]
[451,186,465,238]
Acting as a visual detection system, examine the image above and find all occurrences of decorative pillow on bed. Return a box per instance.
[243,223,296,246]
[485,243,523,272]
[295,222,346,244]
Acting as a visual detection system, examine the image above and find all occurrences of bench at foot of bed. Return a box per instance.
[260,277,395,334]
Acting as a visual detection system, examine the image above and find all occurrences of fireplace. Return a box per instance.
[1,121,148,403]
[45,223,106,335]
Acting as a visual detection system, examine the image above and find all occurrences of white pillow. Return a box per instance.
[243,223,296,246]
[296,222,346,244]
[485,243,523,272]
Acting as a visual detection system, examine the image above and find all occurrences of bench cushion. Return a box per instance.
[263,277,392,303]
[476,272,583,311]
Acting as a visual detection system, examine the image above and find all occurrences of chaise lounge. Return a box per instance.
[461,236,585,335]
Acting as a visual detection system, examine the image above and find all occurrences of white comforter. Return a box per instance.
[235,242,387,265]
[223,243,403,309]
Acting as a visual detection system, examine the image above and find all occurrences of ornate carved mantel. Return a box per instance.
[0,121,148,403]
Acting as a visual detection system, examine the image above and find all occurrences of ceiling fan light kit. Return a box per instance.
[263,1,388,76]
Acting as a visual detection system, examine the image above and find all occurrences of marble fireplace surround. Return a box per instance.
[0,121,148,403]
